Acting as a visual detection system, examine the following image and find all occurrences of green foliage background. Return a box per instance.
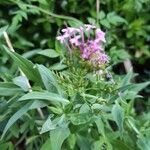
[0,0,150,150]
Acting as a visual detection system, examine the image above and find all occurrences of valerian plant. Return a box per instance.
[0,24,150,150]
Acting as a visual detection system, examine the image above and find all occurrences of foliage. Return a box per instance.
[0,0,150,150]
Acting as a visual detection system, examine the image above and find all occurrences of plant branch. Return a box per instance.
[10,0,81,24]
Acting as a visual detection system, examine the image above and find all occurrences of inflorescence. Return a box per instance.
[56,24,109,69]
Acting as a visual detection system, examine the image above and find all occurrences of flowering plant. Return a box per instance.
[57,24,109,71]
[0,24,149,150]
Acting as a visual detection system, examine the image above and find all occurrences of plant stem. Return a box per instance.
[124,59,133,73]
[3,31,45,119]
[96,0,100,23]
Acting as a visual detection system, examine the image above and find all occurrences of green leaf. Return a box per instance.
[1,101,32,139]
[112,140,135,150]
[112,102,124,134]
[29,100,47,109]
[37,65,63,95]
[121,71,133,86]
[40,116,56,134]
[40,138,51,150]
[22,49,41,59]
[107,12,127,25]
[3,45,41,82]
[0,82,22,96]
[95,118,105,137]
[18,91,69,104]
[127,117,140,134]
[69,113,96,125]
[13,76,30,92]
[1,100,46,139]
[120,82,150,94]
[68,20,83,28]
[77,134,91,150]
[137,136,150,150]
[26,135,39,145]
[0,142,14,150]
[87,17,96,25]
[37,49,60,58]
[100,19,111,28]
[98,11,105,20]
[93,139,105,150]
[110,48,131,62]
[50,127,70,150]
[68,134,76,149]
[49,63,67,70]
[48,106,63,114]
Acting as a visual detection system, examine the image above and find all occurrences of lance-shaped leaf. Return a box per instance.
[50,127,70,150]
[0,82,23,96]
[18,91,69,104]
[1,100,46,139]
[37,65,64,96]
[3,45,41,82]
[112,102,124,134]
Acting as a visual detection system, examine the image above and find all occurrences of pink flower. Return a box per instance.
[56,35,65,44]
[70,35,81,46]
[81,47,91,59]
[62,27,79,34]
[56,24,109,68]
[88,40,103,51]
[85,24,96,31]
[96,29,106,43]
[99,53,109,63]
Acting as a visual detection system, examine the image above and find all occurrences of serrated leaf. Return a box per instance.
[107,12,127,25]
[68,20,83,28]
[100,19,111,28]
[87,17,96,25]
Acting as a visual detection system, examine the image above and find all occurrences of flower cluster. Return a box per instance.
[56,24,109,68]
